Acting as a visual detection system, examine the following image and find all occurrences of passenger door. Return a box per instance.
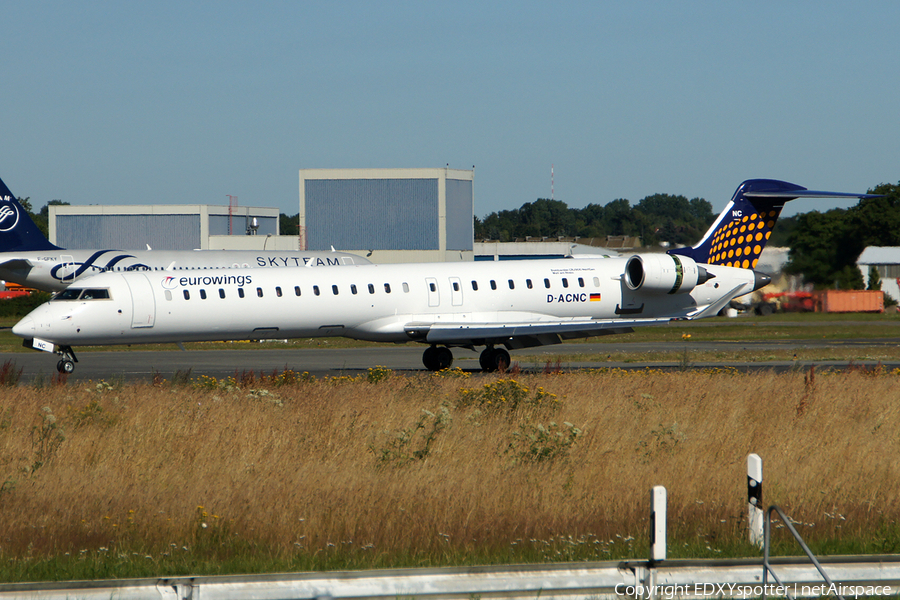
[126,273,156,328]
[59,255,75,282]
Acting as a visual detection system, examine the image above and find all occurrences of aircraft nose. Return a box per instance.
[12,316,34,338]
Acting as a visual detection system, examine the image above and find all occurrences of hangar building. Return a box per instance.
[299,168,474,263]
[48,204,293,250]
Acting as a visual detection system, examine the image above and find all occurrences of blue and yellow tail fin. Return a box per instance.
[669,179,876,269]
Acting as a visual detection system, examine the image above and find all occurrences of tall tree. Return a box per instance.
[785,181,900,289]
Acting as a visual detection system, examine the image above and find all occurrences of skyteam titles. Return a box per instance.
[257,256,341,267]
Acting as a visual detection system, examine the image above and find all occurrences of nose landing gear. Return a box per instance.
[55,346,78,374]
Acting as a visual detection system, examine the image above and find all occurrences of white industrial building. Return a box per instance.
[49,204,295,251]
[857,246,900,302]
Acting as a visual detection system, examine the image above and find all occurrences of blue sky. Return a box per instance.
[2,1,897,219]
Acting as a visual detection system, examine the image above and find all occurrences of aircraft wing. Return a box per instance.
[406,317,671,349]
[406,284,750,349]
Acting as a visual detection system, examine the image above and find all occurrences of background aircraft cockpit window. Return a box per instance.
[54,288,84,301]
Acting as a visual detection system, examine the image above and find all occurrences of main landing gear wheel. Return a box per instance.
[479,347,510,372]
[422,345,454,371]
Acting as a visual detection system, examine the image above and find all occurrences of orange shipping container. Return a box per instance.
[813,289,884,313]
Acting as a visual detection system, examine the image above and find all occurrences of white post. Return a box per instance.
[748,453,764,548]
[650,485,666,561]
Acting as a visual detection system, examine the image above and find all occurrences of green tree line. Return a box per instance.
[783,182,900,289]
[474,194,717,248]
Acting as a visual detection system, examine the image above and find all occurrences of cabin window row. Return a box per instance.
[173,282,407,301]
[473,276,598,291]
[167,275,603,302]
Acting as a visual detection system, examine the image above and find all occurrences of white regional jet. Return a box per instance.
[0,176,369,292]
[12,179,876,374]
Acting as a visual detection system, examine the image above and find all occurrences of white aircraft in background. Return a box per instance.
[0,176,369,292]
[13,179,877,374]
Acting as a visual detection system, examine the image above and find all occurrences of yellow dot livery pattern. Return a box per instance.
[702,207,781,269]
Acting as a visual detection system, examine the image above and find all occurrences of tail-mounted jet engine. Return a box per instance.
[624,254,713,294]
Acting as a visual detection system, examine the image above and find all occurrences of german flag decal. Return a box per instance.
[590,293,601,302]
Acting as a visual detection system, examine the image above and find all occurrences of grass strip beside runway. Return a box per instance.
[0,366,897,581]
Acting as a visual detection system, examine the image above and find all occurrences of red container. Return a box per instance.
[813,290,884,313]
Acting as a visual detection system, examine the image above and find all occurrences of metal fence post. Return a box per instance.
[748,453,763,548]
[651,485,667,562]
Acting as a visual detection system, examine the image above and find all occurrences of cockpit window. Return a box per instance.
[54,288,83,301]
[52,288,111,301]
[80,289,110,300]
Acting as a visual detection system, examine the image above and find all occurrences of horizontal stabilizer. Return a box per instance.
[0,258,35,272]
[686,283,748,319]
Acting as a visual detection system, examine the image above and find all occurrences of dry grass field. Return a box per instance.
[0,366,898,580]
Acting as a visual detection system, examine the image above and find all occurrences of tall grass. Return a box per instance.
[0,366,898,581]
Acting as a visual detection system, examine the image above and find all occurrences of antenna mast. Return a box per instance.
[551,164,554,200]
[226,195,238,235]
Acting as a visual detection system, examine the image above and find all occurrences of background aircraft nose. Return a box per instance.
[12,316,34,338]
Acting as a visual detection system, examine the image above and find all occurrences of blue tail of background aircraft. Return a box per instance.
[0,176,62,253]
[669,179,876,270]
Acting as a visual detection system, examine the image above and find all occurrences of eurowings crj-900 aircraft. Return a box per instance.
[0,176,369,292]
[13,179,877,374]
